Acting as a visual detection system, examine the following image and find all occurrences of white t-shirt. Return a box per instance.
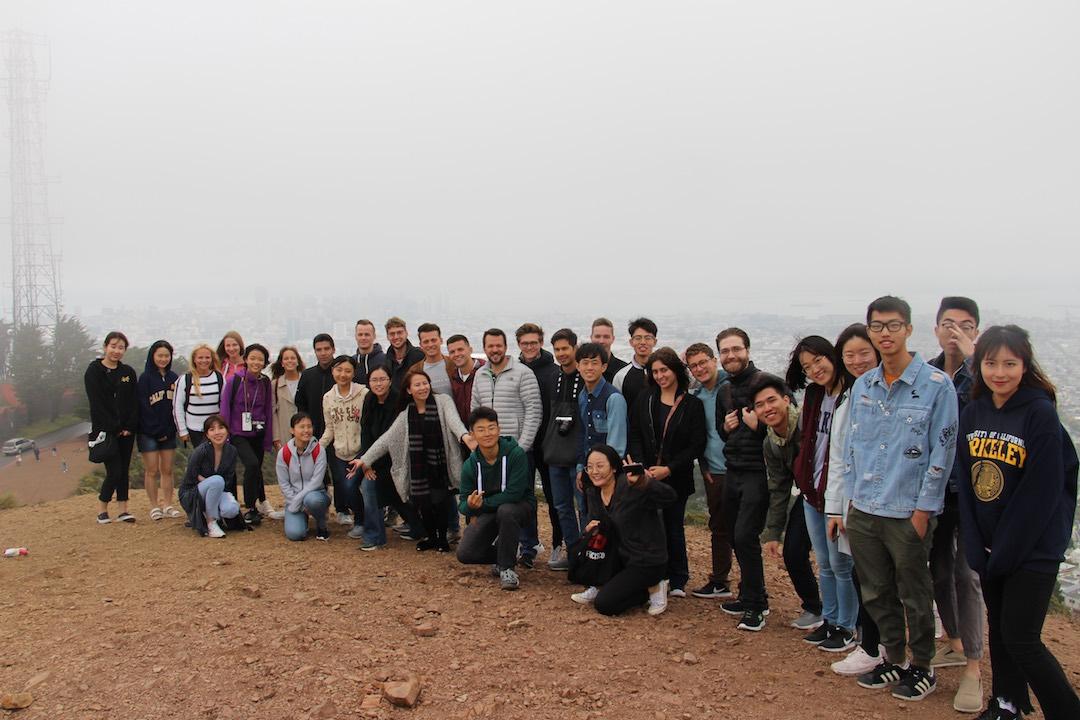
[813,393,838,487]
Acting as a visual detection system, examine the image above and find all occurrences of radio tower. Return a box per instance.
[2,31,62,334]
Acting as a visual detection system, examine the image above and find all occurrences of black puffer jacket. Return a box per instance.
[521,350,557,454]
[715,361,767,473]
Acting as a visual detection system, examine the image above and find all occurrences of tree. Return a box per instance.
[9,325,48,424]
[46,315,98,420]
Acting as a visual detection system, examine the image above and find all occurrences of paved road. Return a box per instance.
[0,421,91,470]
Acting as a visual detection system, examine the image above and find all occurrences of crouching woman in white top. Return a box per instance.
[276,411,331,541]
[177,415,241,538]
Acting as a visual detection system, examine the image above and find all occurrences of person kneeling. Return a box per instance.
[456,407,535,590]
[573,444,676,616]
[276,412,331,541]
[178,415,242,538]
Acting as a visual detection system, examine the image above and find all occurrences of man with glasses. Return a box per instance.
[841,296,958,702]
[612,317,658,410]
[685,343,734,600]
[713,328,771,629]
[927,297,985,713]
[516,323,558,568]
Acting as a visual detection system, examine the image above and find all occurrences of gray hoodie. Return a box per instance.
[276,438,328,513]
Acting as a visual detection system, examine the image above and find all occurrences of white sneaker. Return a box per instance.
[831,644,885,676]
[268,510,285,520]
[647,580,669,616]
[256,499,275,516]
[571,586,599,605]
[206,521,226,539]
[336,512,353,526]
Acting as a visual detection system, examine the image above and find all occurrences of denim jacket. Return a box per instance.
[575,378,628,473]
[841,353,959,518]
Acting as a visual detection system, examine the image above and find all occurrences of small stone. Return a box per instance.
[241,585,262,599]
[383,673,421,708]
[153,666,164,673]
[1,692,33,710]
[360,695,382,709]
[506,619,529,630]
[681,652,699,665]
[311,699,337,718]
[413,623,437,637]
[214,620,228,631]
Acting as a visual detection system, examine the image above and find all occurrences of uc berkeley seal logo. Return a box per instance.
[971,460,1004,502]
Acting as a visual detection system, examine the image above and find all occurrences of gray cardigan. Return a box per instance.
[357,393,469,502]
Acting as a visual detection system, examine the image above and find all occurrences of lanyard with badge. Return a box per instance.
[241,375,264,432]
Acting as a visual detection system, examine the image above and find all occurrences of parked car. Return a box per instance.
[2,438,35,456]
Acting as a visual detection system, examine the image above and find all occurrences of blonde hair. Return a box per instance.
[189,343,221,397]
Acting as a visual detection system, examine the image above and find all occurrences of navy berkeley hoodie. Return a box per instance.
[137,340,179,439]
[957,385,1079,578]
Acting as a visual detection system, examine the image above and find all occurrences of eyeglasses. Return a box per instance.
[940,320,977,332]
[518,340,540,347]
[868,320,906,333]
[584,464,608,474]
[800,355,830,373]
[687,359,712,370]
[369,377,390,384]
[631,335,656,343]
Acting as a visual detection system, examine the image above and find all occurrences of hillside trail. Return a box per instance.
[0,488,1077,719]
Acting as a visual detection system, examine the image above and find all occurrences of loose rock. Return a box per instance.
[1,692,33,710]
[383,673,421,708]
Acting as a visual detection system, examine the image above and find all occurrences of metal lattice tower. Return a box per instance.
[2,31,62,332]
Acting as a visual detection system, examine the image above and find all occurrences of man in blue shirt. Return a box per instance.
[685,343,733,600]
[574,343,627,486]
[841,296,959,702]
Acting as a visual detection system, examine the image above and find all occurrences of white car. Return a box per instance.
[2,438,35,456]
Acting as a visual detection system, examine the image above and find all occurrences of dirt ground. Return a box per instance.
[0,439,89,505]
[0,487,1077,719]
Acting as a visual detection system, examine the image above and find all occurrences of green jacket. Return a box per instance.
[763,403,801,544]
[458,437,536,516]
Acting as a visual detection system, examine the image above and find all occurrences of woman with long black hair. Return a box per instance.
[219,343,275,524]
[626,346,706,599]
[957,326,1079,720]
[84,331,139,524]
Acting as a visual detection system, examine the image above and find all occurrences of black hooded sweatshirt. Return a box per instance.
[84,357,138,436]
[957,385,1079,578]
[387,341,424,391]
[137,340,179,439]
[587,474,677,568]
[295,362,335,437]
[352,342,387,386]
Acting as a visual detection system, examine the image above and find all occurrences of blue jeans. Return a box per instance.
[197,475,240,521]
[360,478,387,545]
[804,500,859,630]
[548,464,586,547]
[330,455,362,526]
[284,490,330,541]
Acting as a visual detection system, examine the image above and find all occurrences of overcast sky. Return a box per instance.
[3,1,1078,319]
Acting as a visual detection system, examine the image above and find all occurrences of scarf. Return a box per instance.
[408,395,447,496]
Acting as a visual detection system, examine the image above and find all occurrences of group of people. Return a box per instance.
[83,301,1079,720]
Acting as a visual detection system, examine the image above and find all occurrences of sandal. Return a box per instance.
[163,506,182,518]
[150,507,164,521]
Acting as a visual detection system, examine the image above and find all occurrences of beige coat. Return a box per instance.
[272,375,299,447]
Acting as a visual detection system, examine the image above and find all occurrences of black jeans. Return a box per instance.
[535,455,562,549]
[99,433,135,503]
[231,433,266,509]
[723,468,770,610]
[661,494,690,591]
[186,430,205,449]
[414,492,450,545]
[595,563,667,616]
[983,569,1080,719]
[458,501,533,571]
[784,496,822,615]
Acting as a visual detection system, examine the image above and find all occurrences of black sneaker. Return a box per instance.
[243,509,262,525]
[416,538,436,552]
[116,512,136,523]
[803,622,833,645]
[721,599,770,616]
[891,665,936,701]
[315,527,330,541]
[737,608,766,632]
[819,626,857,653]
[975,698,1021,720]
[97,512,111,524]
[857,660,909,690]
[691,581,733,599]
[517,554,535,570]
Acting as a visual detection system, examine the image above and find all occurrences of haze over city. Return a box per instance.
[3,1,1079,319]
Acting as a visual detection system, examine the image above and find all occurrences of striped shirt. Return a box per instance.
[173,371,224,437]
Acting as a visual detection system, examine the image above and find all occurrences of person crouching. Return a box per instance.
[276,412,331,541]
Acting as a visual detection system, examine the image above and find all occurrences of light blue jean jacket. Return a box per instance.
[840,353,958,519]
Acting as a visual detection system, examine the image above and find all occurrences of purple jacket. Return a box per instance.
[220,367,274,452]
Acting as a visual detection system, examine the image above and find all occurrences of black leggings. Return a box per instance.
[783,496,822,614]
[414,493,450,544]
[99,433,135,503]
[594,563,667,616]
[983,569,1080,719]
[231,434,266,509]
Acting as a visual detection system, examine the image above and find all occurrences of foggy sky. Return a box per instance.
[4,1,1079,319]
